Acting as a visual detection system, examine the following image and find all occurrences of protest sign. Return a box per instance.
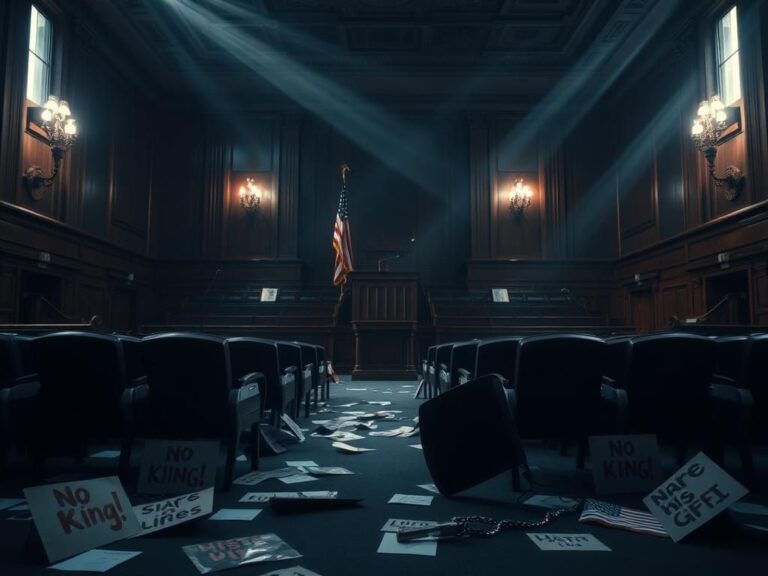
[527,533,610,551]
[24,476,140,562]
[133,487,214,536]
[643,451,747,542]
[137,440,219,495]
[183,534,301,574]
[589,435,662,494]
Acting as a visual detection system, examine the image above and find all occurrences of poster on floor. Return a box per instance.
[183,533,301,574]
[24,476,140,563]
[133,487,214,535]
[137,440,219,495]
[643,452,748,542]
[588,434,662,494]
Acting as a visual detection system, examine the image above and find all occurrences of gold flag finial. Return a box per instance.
[341,163,350,185]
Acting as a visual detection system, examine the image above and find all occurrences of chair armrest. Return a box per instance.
[710,382,753,408]
[457,368,471,386]
[14,373,39,385]
[601,375,616,386]
[710,382,753,432]
[238,371,264,387]
[131,374,148,386]
[121,384,149,435]
[711,373,737,386]
[601,383,627,433]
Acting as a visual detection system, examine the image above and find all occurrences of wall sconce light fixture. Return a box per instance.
[690,94,745,201]
[509,178,533,216]
[239,178,262,216]
[23,95,78,199]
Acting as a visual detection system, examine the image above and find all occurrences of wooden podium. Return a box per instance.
[348,272,418,380]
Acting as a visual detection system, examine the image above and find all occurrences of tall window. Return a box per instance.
[715,5,741,106]
[26,5,53,105]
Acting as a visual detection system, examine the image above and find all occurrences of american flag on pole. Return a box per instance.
[579,499,668,538]
[332,163,354,287]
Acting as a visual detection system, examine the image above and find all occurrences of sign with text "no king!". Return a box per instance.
[24,476,140,563]
[137,440,219,495]
[589,434,662,494]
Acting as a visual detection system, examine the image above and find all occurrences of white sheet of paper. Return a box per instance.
[730,502,768,516]
[381,518,439,533]
[234,467,298,486]
[522,495,580,510]
[643,452,748,542]
[240,491,338,503]
[209,508,262,521]
[409,444,423,450]
[527,533,610,551]
[279,475,318,485]
[88,451,121,459]
[345,388,368,391]
[287,461,318,468]
[417,484,440,494]
[236,455,249,462]
[377,533,437,557]
[312,431,365,442]
[0,498,25,511]
[9,503,30,511]
[50,549,142,572]
[389,494,433,506]
[255,566,322,576]
[332,442,376,453]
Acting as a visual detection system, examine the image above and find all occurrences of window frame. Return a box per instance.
[26,3,54,107]
[714,4,742,108]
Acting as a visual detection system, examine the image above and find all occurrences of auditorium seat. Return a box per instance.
[121,333,261,490]
[28,331,136,469]
[0,334,38,473]
[275,342,306,419]
[510,334,608,471]
[423,345,437,398]
[744,334,768,442]
[293,341,317,417]
[433,342,454,396]
[463,337,521,385]
[603,333,720,455]
[312,344,329,402]
[226,337,293,427]
[438,339,479,391]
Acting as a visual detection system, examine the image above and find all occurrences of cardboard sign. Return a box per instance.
[260,288,279,302]
[24,476,140,563]
[589,435,662,494]
[137,440,219,495]
[381,518,438,533]
[183,534,301,574]
[491,288,509,303]
[133,487,214,536]
[643,452,748,542]
[527,533,610,551]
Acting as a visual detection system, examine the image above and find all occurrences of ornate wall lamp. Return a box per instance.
[238,177,263,216]
[23,95,78,199]
[508,178,533,216]
[690,94,745,201]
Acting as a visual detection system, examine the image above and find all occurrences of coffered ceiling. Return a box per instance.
[85,0,675,106]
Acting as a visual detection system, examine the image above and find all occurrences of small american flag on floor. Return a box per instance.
[579,499,668,538]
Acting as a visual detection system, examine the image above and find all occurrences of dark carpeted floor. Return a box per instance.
[1,380,767,575]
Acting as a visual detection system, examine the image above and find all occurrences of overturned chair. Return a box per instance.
[121,333,262,490]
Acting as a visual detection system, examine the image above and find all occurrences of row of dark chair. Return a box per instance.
[0,331,329,489]
[420,333,766,486]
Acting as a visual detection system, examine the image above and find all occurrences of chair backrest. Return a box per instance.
[434,343,454,371]
[474,338,521,383]
[141,333,232,437]
[603,335,633,388]
[513,334,605,438]
[712,335,750,384]
[32,331,129,436]
[116,335,145,384]
[0,334,24,388]
[419,373,518,496]
[745,335,768,435]
[447,340,479,389]
[624,333,716,436]
[227,337,281,388]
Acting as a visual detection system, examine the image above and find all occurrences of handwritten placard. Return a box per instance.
[589,434,662,494]
[527,533,610,551]
[137,440,219,495]
[24,476,140,562]
[133,487,214,536]
[491,288,509,303]
[643,452,748,542]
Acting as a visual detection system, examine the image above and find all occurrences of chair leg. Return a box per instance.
[304,391,310,418]
[250,423,260,471]
[576,439,587,470]
[224,437,237,491]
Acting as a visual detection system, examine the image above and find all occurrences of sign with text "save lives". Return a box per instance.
[589,434,662,494]
[643,452,748,542]
[138,440,219,495]
[24,476,140,563]
[134,487,214,536]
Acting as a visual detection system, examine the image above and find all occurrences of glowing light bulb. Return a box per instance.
[41,108,53,122]
[57,100,71,118]
[697,101,710,117]
[64,119,77,135]
[715,110,727,123]
[691,121,703,136]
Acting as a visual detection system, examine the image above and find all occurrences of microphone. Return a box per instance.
[377,254,401,272]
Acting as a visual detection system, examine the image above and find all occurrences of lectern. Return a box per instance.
[347,272,418,380]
